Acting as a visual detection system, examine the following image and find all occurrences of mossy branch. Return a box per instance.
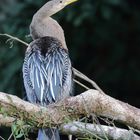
[0,90,140,131]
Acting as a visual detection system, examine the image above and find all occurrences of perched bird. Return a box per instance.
[23,0,76,139]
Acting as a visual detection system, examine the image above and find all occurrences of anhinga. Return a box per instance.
[22,0,76,139]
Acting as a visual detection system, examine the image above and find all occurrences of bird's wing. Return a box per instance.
[23,45,72,106]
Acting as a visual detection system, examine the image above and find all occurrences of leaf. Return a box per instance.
[16,133,24,139]
[11,124,17,133]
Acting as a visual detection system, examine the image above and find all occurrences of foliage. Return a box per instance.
[12,120,30,140]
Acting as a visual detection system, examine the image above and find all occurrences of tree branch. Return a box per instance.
[60,121,140,140]
[0,90,140,131]
[1,114,139,140]
[0,33,29,46]
[0,114,16,127]
[73,68,105,94]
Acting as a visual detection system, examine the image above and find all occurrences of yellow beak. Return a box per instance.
[65,0,78,6]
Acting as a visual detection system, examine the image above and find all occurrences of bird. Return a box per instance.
[22,0,76,139]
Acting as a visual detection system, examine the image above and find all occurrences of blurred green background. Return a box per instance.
[0,0,140,139]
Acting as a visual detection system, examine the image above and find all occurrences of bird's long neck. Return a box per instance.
[32,1,61,24]
[30,0,68,50]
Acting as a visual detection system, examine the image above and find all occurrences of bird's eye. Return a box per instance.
[60,0,62,3]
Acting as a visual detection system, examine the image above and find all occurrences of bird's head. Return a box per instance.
[61,0,78,6]
[50,0,78,13]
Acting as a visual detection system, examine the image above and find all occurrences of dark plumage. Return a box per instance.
[22,36,73,139]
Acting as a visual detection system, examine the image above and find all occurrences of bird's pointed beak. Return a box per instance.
[65,0,78,6]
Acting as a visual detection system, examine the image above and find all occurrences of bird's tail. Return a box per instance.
[37,128,60,140]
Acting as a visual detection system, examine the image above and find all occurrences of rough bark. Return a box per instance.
[1,114,139,140]
[60,121,140,140]
[0,89,140,131]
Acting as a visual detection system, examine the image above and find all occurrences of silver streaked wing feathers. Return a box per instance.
[23,44,72,105]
